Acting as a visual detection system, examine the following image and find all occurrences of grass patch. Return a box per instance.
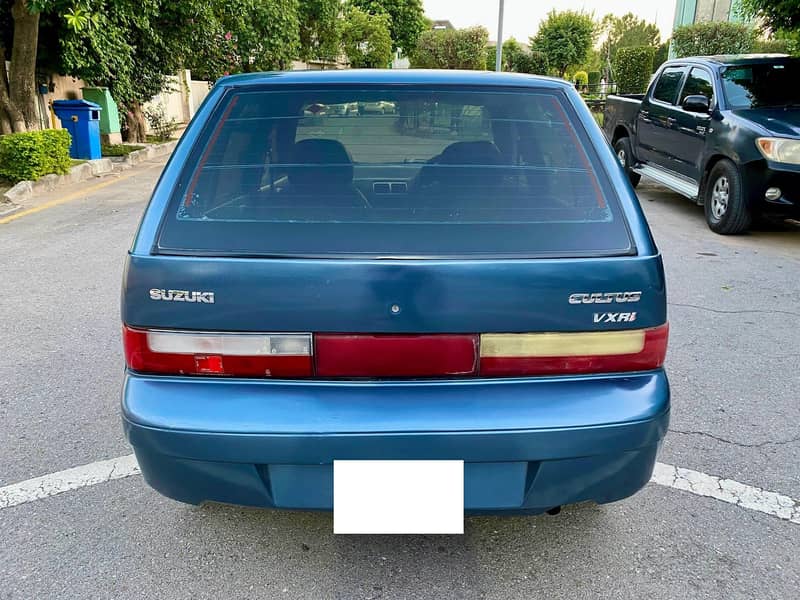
[70,159,87,167]
[102,143,145,157]
[145,135,175,144]
[591,111,604,127]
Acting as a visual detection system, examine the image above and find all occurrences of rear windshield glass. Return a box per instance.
[157,85,632,258]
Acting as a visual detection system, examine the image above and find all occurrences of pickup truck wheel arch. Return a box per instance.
[613,137,641,188]
[698,155,730,205]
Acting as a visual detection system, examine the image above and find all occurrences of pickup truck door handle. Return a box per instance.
[666,116,677,125]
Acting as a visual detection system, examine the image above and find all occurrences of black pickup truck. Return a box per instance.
[604,54,800,234]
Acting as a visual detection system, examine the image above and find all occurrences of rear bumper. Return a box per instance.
[122,370,670,513]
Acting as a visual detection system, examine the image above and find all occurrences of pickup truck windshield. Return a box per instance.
[158,86,631,258]
[721,61,800,109]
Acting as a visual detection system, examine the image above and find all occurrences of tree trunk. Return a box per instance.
[7,0,41,131]
[126,101,148,143]
[0,46,27,133]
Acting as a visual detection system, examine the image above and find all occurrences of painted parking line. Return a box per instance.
[1,456,798,524]
[0,454,139,509]
[651,463,800,524]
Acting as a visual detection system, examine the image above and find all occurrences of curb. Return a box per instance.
[0,140,177,207]
[115,140,178,170]
[2,158,113,206]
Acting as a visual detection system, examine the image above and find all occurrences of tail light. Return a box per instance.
[315,334,478,377]
[122,326,312,377]
[123,324,667,378]
[479,324,668,376]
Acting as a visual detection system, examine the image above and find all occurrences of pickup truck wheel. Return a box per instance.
[613,138,640,188]
[704,160,751,234]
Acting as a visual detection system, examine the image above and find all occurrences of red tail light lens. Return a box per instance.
[122,326,312,377]
[123,325,667,379]
[315,334,478,377]
[479,324,668,377]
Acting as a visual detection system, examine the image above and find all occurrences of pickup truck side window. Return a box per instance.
[652,67,686,104]
[680,68,714,106]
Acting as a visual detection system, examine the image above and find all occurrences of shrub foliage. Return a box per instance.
[411,26,489,70]
[612,46,655,94]
[672,22,756,57]
[0,130,73,183]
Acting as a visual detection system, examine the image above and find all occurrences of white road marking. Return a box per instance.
[0,454,139,509]
[1,456,798,525]
[650,462,800,524]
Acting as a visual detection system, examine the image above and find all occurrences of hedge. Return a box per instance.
[411,26,489,70]
[587,70,601,86]
[573,70,588,86]
[513,49,549,75]
[672,22,756,58]
[0,129,72,183]
[613,46,655,94]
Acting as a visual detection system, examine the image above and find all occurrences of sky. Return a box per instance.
[422,0,678,45]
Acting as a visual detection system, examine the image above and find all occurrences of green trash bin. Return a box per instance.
[82,87,122,144]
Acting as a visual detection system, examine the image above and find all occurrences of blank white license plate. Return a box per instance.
[333,460,464,534]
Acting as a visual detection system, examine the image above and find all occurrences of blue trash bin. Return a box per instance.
[52,99,103,160]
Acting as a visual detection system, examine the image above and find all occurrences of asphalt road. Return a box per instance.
[1,162,798,599]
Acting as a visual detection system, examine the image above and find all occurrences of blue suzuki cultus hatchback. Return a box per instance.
[122,70,669,515]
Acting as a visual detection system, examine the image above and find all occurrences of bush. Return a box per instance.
[144,103,178,142]
[0,129,72,183]
[588,70,601,86]
[613,46,655,94]
[753,37,799,55]
[411,26,489,70]
[672,22,756,57]
[512,49,549,75]
[574,70,588,87]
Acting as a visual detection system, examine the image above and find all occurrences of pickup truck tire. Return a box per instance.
[704,160,751,234]
[613,138,640,188]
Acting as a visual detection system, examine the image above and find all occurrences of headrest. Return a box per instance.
[287,139,354,186]
[435,141,503,165]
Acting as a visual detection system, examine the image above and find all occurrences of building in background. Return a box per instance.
[673,0,749,28]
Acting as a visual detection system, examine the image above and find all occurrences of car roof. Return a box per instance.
[665,54,796,68]
[214,69,572,90]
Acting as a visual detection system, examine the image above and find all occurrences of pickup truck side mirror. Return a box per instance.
[682,94,710,114]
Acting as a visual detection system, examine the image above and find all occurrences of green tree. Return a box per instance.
[486,37,524,71]
[653,41,670,71]
[351,0,426,55]
[298,0,341,63]
[341,6,392,68]
[531,10,597,78]
[218,0,299,72]
[411,26,488,70]
[671,21,756,57]
[57,0,229,142]
[738,0,800,32]
[599,13,659,64]
[57,0,299,141]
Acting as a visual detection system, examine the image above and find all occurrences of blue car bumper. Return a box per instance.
[122,370,669,514]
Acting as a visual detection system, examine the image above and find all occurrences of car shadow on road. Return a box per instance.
[173,499,610,593]
[637,182,800,250]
